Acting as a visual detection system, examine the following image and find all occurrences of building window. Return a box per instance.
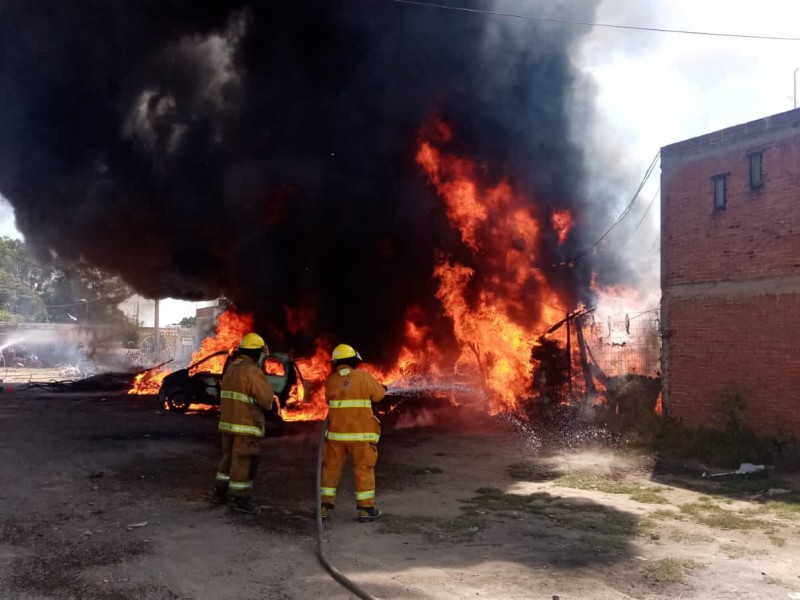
[748,151,763,189]
[712,174,727,210]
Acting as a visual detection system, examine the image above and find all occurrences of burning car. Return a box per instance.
[158,350,308,424]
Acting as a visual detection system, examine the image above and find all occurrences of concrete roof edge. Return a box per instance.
[660,107,800,159]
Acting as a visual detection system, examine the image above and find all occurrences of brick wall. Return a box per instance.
[664,294,800,436]
[661,108,800,437]
[662,120,800,287]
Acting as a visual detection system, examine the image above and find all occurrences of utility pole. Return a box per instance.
[565,312,572,398]
[794,67,799,109]
[153,298,160,357]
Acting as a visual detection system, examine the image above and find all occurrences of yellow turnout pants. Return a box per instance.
[320,440,378,508]
[215,433,261,498]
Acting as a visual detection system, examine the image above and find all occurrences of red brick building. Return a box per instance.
[661,108,800,437]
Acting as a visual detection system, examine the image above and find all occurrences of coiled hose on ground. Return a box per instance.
[315,419,380,600]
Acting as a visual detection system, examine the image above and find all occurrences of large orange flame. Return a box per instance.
[283,339,330,422]
[414,119,569,413]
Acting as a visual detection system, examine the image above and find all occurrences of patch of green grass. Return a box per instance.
[651,508,682,520]
[638,516,657,532]
[703,513,768,529]
[679,502,767,530]
[584,510,643,537]
[698,494,734,505]
[667,530,714,544]
[759,500,800,520]
[768,535,786,547]
[435,514,481,540]
[466,488,644,539]
[645,558,701,584]
[630,489,669,504]
[578,534,628,554]
[383,486,649,547]
[719,543,766,559]
[553,472,639,495]
[680,502,722,517]
[506,462,560,481]
[553,472,669,504]
[469,487,554,513]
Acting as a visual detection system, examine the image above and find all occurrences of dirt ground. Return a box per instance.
[0,367,76,385]
[1,386,799,600]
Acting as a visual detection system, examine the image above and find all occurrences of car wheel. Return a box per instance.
[164,389,191,413]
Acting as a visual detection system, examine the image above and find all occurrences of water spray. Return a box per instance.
[0,337,26,353]
[383,379,486,399]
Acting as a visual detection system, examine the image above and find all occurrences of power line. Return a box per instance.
[567,150,660,265]
[393,0,800,42]
[632,185,661,235]
[45,287,128,309]
[526,151,659,272]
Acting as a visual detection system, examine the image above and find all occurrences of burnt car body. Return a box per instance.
[158,351,306,427]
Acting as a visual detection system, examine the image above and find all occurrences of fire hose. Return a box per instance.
[315,419,380,600]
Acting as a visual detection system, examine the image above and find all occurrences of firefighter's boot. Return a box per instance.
[319,503,334,520]
[232,496,261,515]
[357,507,382,522]
[210,486,228,506]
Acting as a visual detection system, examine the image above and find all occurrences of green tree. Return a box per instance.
[178,316,196,328]
[0,236,131,324]
[0,237,50,321]
[42,266,130,324]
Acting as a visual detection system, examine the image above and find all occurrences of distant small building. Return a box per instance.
[661,108,800,436]
[194,297,230,342]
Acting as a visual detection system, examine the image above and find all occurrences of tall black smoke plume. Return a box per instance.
[0,0,610,362]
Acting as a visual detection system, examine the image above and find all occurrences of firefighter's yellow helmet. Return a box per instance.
[331,343,362,362]
[238,332,266,350]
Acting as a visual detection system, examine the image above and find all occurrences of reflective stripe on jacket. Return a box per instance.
[219,354,274,438]
[325,365,385,443]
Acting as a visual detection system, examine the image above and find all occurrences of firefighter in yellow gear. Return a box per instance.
[320,343,386,522]
[211,332,274,514]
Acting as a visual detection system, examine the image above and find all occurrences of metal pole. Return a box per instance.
[153,298,160,357]
[565,312,572,397]
[794,68,799,109]
[575,314,595,399]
